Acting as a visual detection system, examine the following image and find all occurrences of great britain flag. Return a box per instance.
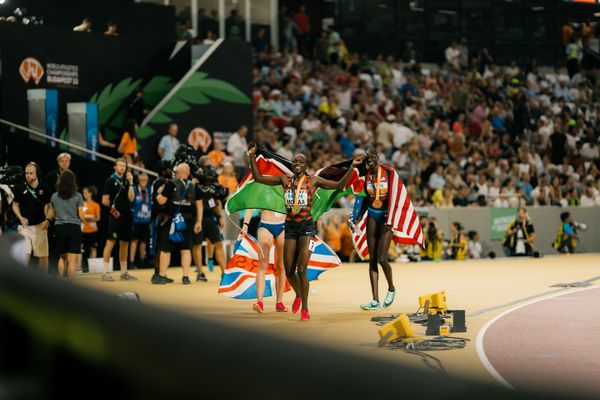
[218,234,341,299]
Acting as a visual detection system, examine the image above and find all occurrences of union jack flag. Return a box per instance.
[218,234,341,299]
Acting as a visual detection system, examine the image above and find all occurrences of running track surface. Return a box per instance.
[482,287,600,398]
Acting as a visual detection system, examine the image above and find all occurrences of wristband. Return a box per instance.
[243,222,249,226]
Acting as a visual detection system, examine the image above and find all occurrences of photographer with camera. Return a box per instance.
[192,156,229,281]
[502,207,537,257]
[154,163,202,284]
[12,162,51,271]
[101,158,136,281]
[553,211,586,254]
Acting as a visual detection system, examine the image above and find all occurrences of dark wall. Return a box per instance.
[0,22,178,138]
[0,0,176,39]
[334,0,600,66]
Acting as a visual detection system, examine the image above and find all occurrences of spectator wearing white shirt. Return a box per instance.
[429,165,446,191]
[157,123,180,162]
[467,231,482,259]
[227,125,249,179]
[445,40,460,70]
[392,123,415,150]
[581,183,600,206]
[581,141,599,159]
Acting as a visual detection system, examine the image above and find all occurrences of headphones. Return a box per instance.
[26,162,42,180]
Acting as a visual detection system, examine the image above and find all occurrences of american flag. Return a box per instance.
[351,165,424,260]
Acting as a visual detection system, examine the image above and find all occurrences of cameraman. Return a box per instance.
[150,161,173,283]
[12,162,51,271]
[155,163,202,284]
[192,156,229,281]
[101,158,136,281]
[553,211,584,254]
[502,207,536,257]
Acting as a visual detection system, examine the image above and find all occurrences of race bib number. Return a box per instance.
[308,239,316,252]
[297,191,308,206]
[284,189,294,206]
[208,198,216,208]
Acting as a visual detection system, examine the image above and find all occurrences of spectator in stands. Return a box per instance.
[118,119,139,159]
[207,139,226,167]
[12,162,51,271]
[155,163,202,284]
[104,20,118,36]
[502,207,536,257]
[324,214,342,256]
[157,123,180,162]
[227,125,249,179]
[101,158,136,281]
[73,18,92,32]
[48,170,84,280]
[327,26,341,65]
[129,173,152,269]
[294,5,310,56]
[81,186,100,272]
[217,161,239,196]
[445,40,460,70]
[127,89,146,125]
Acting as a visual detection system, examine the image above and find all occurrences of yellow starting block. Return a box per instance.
[418,291,448,315]
[377,314,422,346]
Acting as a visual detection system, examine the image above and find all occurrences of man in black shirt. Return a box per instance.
[155,163,202,284]
[192,156,228,282]
[101,158,135,281]
[46,153,71,192]
[149,161,172,283]
[12,162,51,271]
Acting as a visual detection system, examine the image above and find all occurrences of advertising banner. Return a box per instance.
[489,208,517,241]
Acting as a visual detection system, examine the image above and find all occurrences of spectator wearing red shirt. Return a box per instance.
[294,5,310,56]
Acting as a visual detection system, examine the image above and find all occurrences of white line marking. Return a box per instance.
[475,286,600,391]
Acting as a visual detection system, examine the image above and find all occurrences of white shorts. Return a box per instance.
[18,223,49,257]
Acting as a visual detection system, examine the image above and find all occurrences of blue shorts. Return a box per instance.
[367,207,387,223]
[258,221,285,237]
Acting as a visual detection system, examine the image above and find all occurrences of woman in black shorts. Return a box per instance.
[49,170,84,280]
[247,144,362,321]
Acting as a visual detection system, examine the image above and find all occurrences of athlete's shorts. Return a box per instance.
[367,207,387,223]
[258,221,285,237]
[284,219,316,240]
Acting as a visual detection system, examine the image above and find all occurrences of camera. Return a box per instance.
[0,165,24,188]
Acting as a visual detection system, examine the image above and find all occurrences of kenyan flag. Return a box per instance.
[225,146,365,220]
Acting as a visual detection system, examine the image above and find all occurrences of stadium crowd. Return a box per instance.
[8,8,600,278]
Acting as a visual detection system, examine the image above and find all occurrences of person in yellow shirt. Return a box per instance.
[423,217,443,261]
[447,222,467,260]
[217,162,239,196]
[118,119,138,158]
[208,139,226,167]
[80,186,101,272]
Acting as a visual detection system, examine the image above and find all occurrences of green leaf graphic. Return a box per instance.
[196,79,251,104]
[143,75,174,107]
[162,96,191,113]
[141,72,250,139]
[137,125,156,139]
[153,111,172,123]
